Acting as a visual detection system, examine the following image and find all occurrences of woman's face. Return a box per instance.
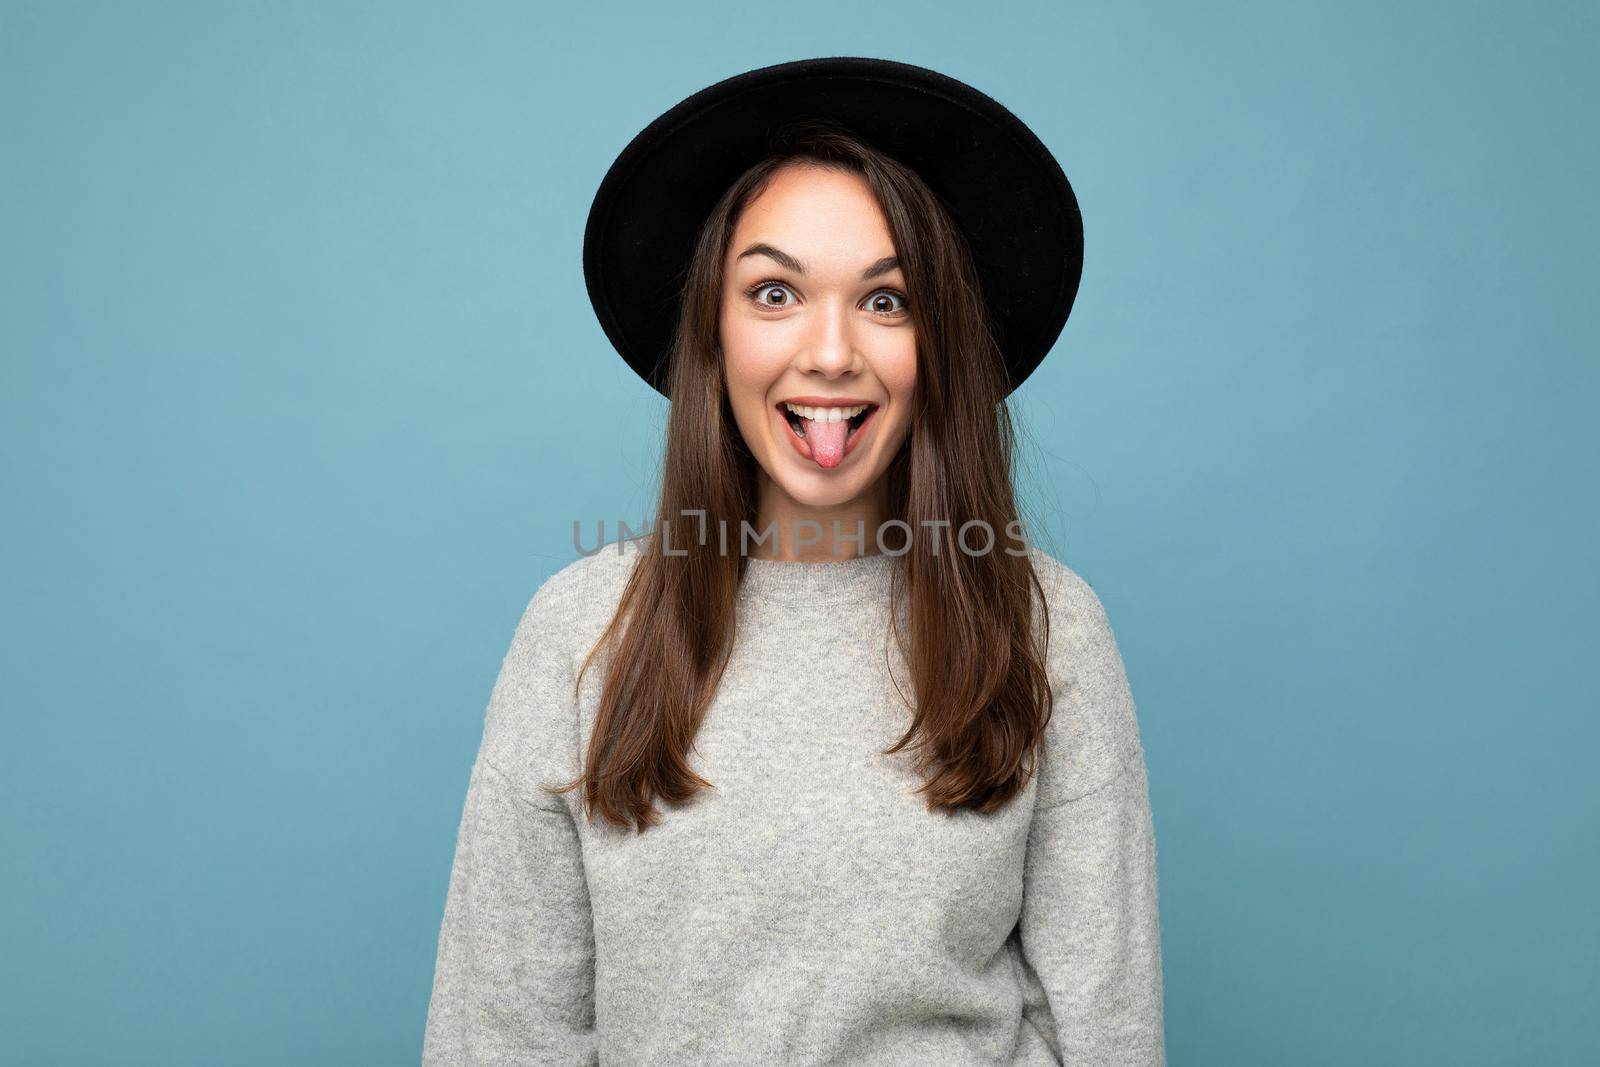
[719,163,917,512]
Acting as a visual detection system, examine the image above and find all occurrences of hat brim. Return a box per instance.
[583,56,1084,399]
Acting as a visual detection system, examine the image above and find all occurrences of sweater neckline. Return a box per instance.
[737,551,898,605]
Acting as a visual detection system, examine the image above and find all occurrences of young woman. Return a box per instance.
[423,58,1164,1066]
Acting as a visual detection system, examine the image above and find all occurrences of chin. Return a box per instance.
[754,444,865,504]
[773,470,869,508]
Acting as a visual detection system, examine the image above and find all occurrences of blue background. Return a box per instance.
[3,1,1595,1063]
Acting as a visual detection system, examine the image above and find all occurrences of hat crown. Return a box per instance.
[584,56,1083,399]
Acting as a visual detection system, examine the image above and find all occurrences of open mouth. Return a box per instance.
[780,402,875,439]
[775,401,879,469]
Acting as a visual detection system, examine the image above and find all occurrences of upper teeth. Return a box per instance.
[783,402,869,422]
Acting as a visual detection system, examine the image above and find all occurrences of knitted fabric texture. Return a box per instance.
[423,539,1165,1065]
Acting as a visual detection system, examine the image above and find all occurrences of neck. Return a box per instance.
[750,471,890,562]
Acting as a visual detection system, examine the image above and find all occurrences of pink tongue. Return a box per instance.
[804,416,849,468]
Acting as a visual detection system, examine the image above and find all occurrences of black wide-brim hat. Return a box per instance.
[583,56,1083,399]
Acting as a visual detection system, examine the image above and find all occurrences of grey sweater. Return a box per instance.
[422,538,1165,1065]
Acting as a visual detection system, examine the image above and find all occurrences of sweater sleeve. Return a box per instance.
[1017,561,1166,1064]
[422,578,600,1066]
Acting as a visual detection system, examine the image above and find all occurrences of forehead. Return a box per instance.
[727,164,896,266]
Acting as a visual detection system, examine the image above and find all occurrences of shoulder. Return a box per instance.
[1022,544,1147,806]
[1023,544,1123,669]
[500,533,647,691]
[527,534,646,616]
[1024,544,1111,628]
[475,536,646,806]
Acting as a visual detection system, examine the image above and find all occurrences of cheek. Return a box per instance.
[878,343,917,408]
[721,316,791,393]
[720,314,781,441]
[873,345,917,446]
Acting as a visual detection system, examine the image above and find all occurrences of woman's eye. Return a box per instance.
[745,281,908,317]
[866,289,908,316]
[749,282,793,308]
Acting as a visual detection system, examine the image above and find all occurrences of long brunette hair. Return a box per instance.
[549,123,1055,832]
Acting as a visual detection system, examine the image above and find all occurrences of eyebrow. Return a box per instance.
[735,242,900,281]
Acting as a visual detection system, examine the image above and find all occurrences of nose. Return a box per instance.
[792,297,864,379]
